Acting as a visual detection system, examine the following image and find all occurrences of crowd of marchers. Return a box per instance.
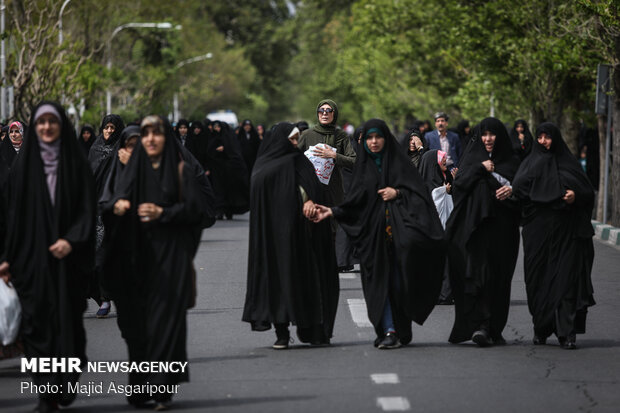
[0,99,596,412]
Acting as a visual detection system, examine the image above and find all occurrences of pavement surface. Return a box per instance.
[1,213,619,412]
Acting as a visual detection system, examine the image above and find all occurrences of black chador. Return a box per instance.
[243,122,339,345]
[512,122,595,349]
[103,116,210,406]
[331,119,446,345]
[237,119,261,172]
[1,101,95,410]
[205,121,249,218]
[446,117,521,346]
[88,114,125,311]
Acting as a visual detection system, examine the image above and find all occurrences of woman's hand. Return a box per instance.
[303,200,317,219]
[312,145,337,159]
[0,261,11,284]
[496,185,512,201]
[445,183,452,194]
[378,187,399,201]
[563,189,575,204]
[410,136,423,152]
[216,145,224,152]
[49,239,72,259]
[118,148,131,165]
[114,199,131,216]
[312,204,333,223]
[138,203,163,222]
[482,160,495,173]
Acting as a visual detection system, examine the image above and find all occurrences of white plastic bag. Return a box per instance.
[304,143,337,185]
[0,281,21,346]
[431,186,454,229]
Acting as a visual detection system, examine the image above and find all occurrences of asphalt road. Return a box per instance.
[1,213,619,412]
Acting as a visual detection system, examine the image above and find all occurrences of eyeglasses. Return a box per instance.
[317,108,334,114]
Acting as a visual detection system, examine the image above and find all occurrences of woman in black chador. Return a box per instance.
[88,113,125,318]
[509,119,533,160]
[512,123,595,349]
[237,119,261,172]
[0,102,95,413]
[314,119,445,349]
[205,120,249,219]
[106,116,209,410]
[446,117,521,347]
[243,123,338,349]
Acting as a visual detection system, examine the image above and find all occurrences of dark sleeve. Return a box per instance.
[297,130,310,152]
[335,131,356,169]
[62,166,96,250]
[160,164,209,225]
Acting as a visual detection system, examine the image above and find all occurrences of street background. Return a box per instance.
[1,214,619,412]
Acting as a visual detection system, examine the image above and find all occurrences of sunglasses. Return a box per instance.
[317,108,334,114]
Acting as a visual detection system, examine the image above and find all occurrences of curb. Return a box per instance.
[591,220,620,247]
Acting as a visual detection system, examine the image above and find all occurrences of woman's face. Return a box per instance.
[103,122,115,140]
[213,123,221,133]
[257,125,264,135]
[464,126,471,135]
[366,132,385,153]
[193,127,202,136]
[9,127,22,144]
[125,136,138,153]
[516,124,524,134]
[243,123,252,132]
[317,104,334,126]
[440,156,447,172]
[537,132,552,150]
[178,125,188,136]
[141,127,166,159]
[481,131,496,153]
[288,132,300,146]
[36,113,61,143]
[82,130,92,141]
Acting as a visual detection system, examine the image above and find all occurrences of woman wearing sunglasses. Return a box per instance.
[297,99,357,210]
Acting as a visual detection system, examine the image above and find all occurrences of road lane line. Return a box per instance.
[376,397,411,411]
[371,373,400,384]
[347,298,373,328]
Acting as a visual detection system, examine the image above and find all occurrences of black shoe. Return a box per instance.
[533,335,547,345]
[273,337,290,349]
[437,298,454,305]
[96,302,111,318]
[559,337,577,350]
[472,330,492,347]
[338,265,354,273]
[492,334,507,345]
[225,213,233,220]
[377,332,401,349]
[154,401,172,411]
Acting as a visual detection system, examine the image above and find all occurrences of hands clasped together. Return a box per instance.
[303,186,400,223]
[114,199,164,222]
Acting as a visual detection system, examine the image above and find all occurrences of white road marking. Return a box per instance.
[339,273,357,279]
[376,397,411,411]
[371,373,400,384]
[347,298,373,327]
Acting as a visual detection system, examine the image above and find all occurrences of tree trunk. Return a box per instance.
[597,113,608,222]
[611,59,620,226]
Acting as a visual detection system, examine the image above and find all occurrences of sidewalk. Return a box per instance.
[592,220,620,247]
